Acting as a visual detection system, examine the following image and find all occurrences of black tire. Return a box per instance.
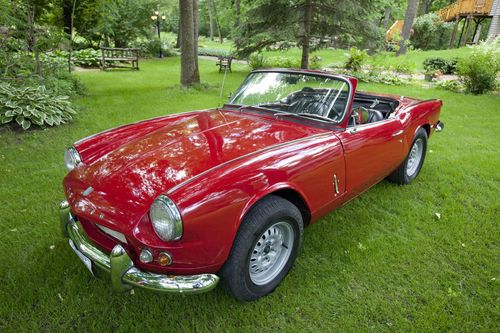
[388,127,428,185]
[220,195,304,301]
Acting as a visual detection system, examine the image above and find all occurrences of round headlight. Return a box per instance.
[64,147,81,171]
[149,195,183,241]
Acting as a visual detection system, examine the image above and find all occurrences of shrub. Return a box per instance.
[412,13,454,50]
[0,82,76,130]
[131,39,176,58]
[72,49,101,67]
[198,48,232,58]
[423,57,458,74]
[309,55,322,69]
[265,56,300,68]
[46,49,101,68]
[344,48,368,72]
[248,53,266,70]
[436,79,464,93]
[332,66,407,85]
[392,59,416,74]
[457,39,499,94]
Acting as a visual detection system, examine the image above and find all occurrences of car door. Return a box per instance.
[335,118,405,198]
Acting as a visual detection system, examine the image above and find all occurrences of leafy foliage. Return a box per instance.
[411,13,454,50]
[344,48,368,72]
[130,39,176,58]
[436,79,464,93]
[423,57,458,74]
[70,0,157,48]
[198,48,232,58]
[457,39,500,94]
[248,53,266,70]
[247,53,321,70]
[234,0,383,62]
[0,82,76,130]
[72,49,101,67]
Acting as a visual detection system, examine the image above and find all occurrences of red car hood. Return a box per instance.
[64,108,322,230]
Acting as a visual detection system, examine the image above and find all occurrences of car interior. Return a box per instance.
[279,87,400,125]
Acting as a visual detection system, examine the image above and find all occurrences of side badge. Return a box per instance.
[82,186,94,197]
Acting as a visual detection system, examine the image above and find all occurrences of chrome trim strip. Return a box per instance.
[392,130,404,137]
[60,204,219,294]
[333,174,339,194]
[166,132,332,195]
[96,224,128,244]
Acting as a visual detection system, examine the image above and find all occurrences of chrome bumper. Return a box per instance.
[59,200,220,294]
[435,121,444,132]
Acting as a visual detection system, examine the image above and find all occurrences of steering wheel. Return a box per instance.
[327,105,341,120]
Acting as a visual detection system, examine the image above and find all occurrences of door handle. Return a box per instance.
[333,174,339,194]
[392,130,404,137]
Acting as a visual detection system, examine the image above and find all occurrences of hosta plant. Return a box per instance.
[0,82,76,130]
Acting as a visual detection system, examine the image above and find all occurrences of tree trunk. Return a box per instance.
[208,1,214,41]
[418,0,434,16]
[300,0,312,69]
[193,0,200,79]
[62,0,73,36]
[397,0,419,56]
[211,0,223,43]
[68,0,77,72]
[383,7,392,31]
[179,0,200,87]
[235,0,241,28]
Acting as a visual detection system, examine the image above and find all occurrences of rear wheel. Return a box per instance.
[220,195,303,301]
[388,127,428,185]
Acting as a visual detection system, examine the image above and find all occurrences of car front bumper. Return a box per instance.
[59,200,220,294]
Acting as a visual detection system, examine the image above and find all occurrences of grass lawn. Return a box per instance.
[192,36,473,71]
[0,57,498,332]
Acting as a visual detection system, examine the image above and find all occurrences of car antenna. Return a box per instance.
[218,65,229,108]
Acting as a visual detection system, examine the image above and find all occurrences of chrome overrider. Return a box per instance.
[59,200,220,294]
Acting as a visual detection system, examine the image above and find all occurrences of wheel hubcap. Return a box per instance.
[406,138,424,177]
[249,221,294,285]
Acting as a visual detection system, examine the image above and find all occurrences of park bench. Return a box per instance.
[101,47,139,70]
[216,56,232,73]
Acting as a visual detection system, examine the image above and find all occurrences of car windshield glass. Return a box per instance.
[228,72,350,123]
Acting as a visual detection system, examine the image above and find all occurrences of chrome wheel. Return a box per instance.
[406,138,424,177]
[249,221,295,286]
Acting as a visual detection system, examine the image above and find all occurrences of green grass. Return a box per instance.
[0,58,499,332]
[194,36,473,71]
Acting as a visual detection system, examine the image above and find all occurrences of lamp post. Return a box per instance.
[151,11,166,58]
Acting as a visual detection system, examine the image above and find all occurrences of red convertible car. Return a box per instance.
[60,69,443,301]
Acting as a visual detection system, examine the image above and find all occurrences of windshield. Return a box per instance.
[228,71,350,123]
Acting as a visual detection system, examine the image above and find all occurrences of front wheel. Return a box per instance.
[388,127,428,185]
[220,195,303,301]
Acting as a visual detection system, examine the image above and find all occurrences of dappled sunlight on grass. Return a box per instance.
[0,58,498,331]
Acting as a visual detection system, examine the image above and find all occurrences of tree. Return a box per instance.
[235,0,382,69]
[397,0,419,56]
[300,0,312,69]
[179,0,200,87]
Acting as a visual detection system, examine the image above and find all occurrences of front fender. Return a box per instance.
[168,132,344,272]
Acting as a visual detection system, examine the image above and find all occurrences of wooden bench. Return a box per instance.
[101,47,139,70]
[216,56,232,73]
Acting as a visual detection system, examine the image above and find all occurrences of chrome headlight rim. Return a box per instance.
[64,147,82,171]
[149,195,183,241]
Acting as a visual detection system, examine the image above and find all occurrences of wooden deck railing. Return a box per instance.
[438,0,493,21]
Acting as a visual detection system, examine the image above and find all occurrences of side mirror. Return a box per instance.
[349,111,359,134]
